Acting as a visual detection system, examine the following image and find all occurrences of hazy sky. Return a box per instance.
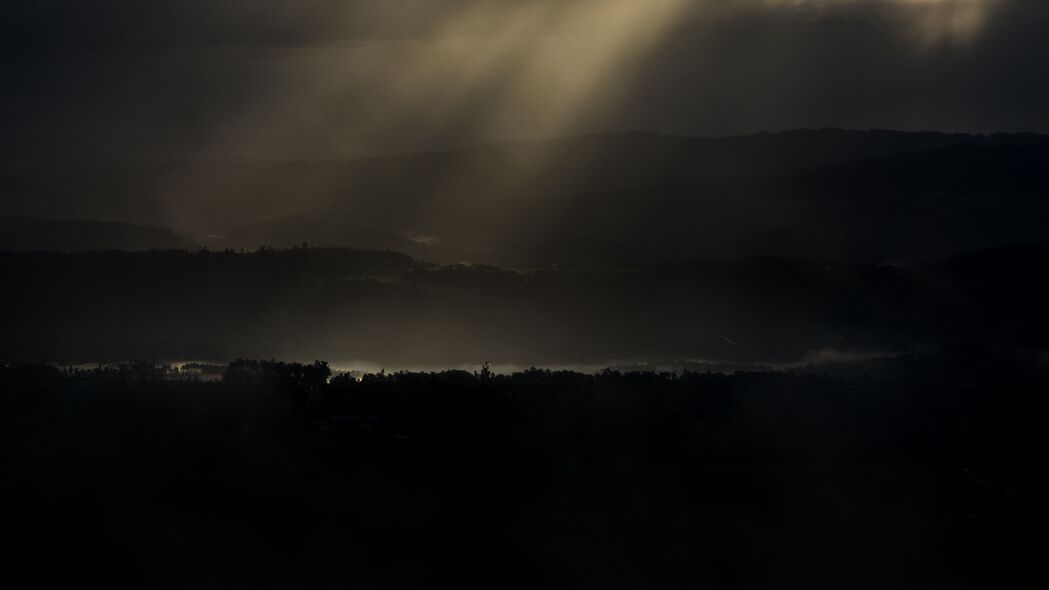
[3,0,1047,158]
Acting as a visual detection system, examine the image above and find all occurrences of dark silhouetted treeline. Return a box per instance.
[2,350,1047,588]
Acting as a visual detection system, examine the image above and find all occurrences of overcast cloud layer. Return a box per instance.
[3,0,1047,158]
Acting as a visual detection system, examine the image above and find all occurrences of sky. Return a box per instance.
[2,0,1047,159]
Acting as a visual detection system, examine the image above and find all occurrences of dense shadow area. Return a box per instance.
[2,243,1049,365]
[2,351,1047,588]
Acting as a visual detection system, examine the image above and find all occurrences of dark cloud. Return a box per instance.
[3,1,529,49]
[3,2,344,49]
[2,1,1048,158]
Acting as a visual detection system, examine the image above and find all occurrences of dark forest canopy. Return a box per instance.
[3,348,1048,588]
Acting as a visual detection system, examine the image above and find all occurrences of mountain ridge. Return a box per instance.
[3,129,1047,264]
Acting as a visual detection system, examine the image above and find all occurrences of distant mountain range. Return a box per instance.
[3,242,1048,365]
[2,129,1047,263]
[0,215,190,252]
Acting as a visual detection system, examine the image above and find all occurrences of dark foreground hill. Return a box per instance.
[2,352,1047,588]
[3,129,1047,264]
